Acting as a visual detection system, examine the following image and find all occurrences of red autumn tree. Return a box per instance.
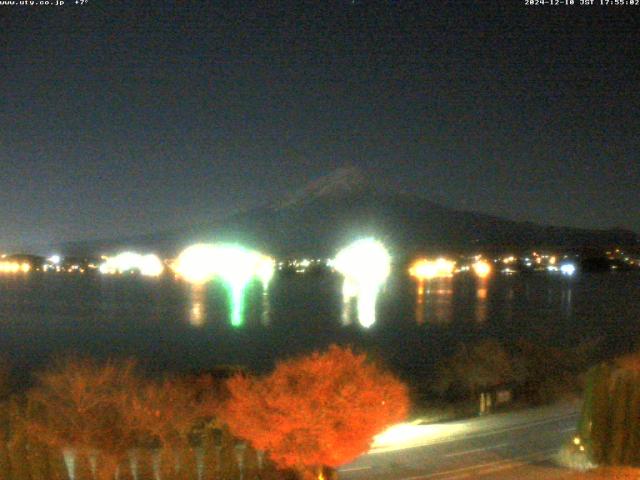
[220,345,409,479]
[26,358,140,480]
[121,373,225,476]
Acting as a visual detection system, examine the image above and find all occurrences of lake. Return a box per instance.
[1,271,639,385]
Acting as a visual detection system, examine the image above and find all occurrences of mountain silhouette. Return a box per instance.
[60,166,638,257]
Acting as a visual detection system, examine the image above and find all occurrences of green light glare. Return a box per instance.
[175,243,276,327]
[214,245,261,327]
[228,281,249,328]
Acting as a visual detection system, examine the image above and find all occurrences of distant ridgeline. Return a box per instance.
[578,353,640,466]
[54,167,639,258]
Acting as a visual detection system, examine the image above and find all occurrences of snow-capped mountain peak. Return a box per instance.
[278,166,374,209]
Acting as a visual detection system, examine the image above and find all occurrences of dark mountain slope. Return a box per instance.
[59,167,638,257]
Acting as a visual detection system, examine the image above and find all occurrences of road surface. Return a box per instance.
[340,401,581,480]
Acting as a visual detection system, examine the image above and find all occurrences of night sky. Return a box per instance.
[1,1,639,249]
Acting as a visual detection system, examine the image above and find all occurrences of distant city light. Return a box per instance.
[99,252,164,277]
[47,255,61,265]
[138,254,164,277]
[471,260,492,279]
[0,262,30,274]
[409,259,437,281]
[333,238,391,328]
[174,244,219,284]
[560,263,576,276]
[409,258,455,281]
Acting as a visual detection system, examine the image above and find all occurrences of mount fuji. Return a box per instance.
[60,166,638,257]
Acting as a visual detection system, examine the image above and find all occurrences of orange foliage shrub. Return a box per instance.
[27,359,225,479]
[220,345,409,475]
[122,374,224,458]
[27,358,140,478]
[615,352,640,373]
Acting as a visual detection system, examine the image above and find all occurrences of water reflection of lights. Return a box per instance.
[341,298,354,326]
[561,285,573,318]
[415,282,426,325]
[188,284,206,327]
[175,244,276,327]
[409,258,456,326]
[475,278,489,323]
[210,245,263,327]
[432,280,453,325]
[413,277,455,326]
[261,292,271,326]
[256,256,276,290]
[434,288,453,295]
[341,278,359,326]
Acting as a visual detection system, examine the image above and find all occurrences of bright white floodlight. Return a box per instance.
[174,244,219,284]
[138,254,164,277]
[99,251,164,277]
[174,243,276,327]
[333,238,391,328]
[409,258,456,281]
[256,255,276,290]
[560,263,576,276]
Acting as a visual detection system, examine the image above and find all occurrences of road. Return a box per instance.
[339,401,581,480]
